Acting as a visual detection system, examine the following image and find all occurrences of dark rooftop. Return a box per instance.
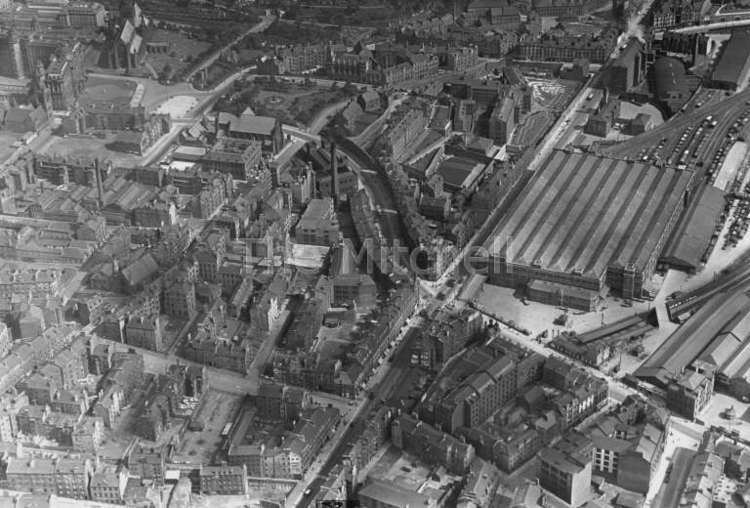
[712,30,750,86]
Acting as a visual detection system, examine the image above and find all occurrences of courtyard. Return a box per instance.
[79,76,137,107]
[173,390,243,466]
[40,133,143,167]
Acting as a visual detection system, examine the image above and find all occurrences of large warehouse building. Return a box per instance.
[485,150,694,308]
[711,30,750,90]
[660,184,724,273]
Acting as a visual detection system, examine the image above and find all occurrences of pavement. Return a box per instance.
[477,312,639,405]
[0,124,54,170]
[245,310,290,384]
[674,18,750,33]
[288,309,425,507]
[84,72,205,110]
[645,417,702,506]
[348,93,408,149]
[651,446,697,508]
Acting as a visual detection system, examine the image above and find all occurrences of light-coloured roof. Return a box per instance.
[487,150,692,280]
[229,115,277,136]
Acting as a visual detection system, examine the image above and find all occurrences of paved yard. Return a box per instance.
[41,134,142,167]
[174,390,243,465]
[155,95,199,118]
[79,77,136,106]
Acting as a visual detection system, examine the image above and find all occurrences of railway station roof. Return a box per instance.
[635,290,750,387]
[485,150,693,280]
[661,184,724,272]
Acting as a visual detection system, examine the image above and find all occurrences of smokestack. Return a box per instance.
[331,142,339,207]
[94,158,103,209]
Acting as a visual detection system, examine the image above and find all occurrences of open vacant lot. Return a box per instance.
[41,134,142,167]
[254,87,354,126]
[528,78,581,112]
[140,29,213,80]
[174,390,243,465]
[79,77,136,106]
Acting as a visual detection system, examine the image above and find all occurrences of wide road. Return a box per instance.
[293,319,423,507]
[605,87,750,159]
[183,15,275,82]
[473,312,639,404]
[651,447,696,508]
[674,18,750,33]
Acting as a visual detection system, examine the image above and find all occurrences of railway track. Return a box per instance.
[666,248,750,321]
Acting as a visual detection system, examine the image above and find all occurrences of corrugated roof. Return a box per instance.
[661,184,724,271]
[636,290,750,385]
[487,150,692,279]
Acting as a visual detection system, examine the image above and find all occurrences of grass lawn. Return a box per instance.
[41,134,142,167]
[141,29,213,80]
[79,77,137,106]
[219,79,358,127]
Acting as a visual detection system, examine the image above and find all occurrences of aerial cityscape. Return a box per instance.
[3,0,750,506]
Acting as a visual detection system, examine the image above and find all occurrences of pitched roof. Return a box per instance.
[121,253,159,286]
[230,115,278,136]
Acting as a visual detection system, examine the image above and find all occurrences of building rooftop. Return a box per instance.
[636,289,750,386]
[229,115,278,136]
[654,57,690,101]
[712,30,750,86]
[485,150,693,280]
[359,478,435,507]
[661,184,724,272]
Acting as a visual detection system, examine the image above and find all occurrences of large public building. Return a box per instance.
[485,150,693,309]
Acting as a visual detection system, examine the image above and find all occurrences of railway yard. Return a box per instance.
[582,86,750,296]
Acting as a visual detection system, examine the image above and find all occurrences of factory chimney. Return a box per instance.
[94,158,104,209]
[331,142,339,207]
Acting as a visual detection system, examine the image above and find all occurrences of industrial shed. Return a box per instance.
[635,289,750,388]
[486,150,694,302]
[712,30,750,90]
[660,184,724,273]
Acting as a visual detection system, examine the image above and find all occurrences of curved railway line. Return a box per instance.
[666,247,750,321]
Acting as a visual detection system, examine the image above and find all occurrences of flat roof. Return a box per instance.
[654,57,689,100]
[486,150,692,279]
[661,184,724,271]
[713,30,750,86]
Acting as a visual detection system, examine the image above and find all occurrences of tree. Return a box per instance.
[159,63,173,82]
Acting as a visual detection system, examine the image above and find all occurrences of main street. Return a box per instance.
[182,15,275,83]
[289,310,425,507]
